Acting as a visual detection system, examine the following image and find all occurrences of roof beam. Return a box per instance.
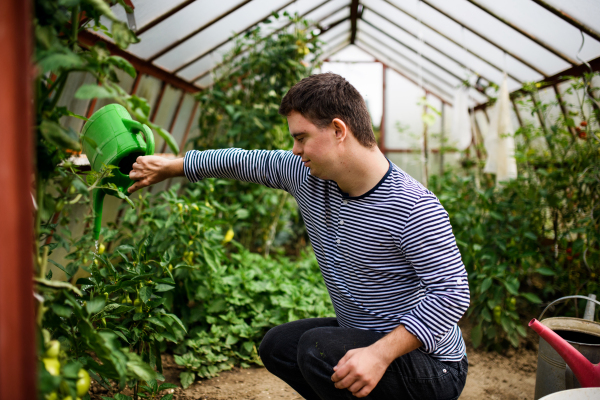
[191,0,346,83]
[173,0,298,74]
[385,0,547,78]
[474,56,600,110]
[466,0,578,65]
[529,0,600,43]
[350,0,359,44]
[148,0,255,62]
[356,41,453,103]
[135,0,197,35]
[360,30,463,93]
[365,6,521,84]
[78,30,201,93]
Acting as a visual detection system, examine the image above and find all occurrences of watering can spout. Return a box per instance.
[529,318,600,388]
[92,189,106,242]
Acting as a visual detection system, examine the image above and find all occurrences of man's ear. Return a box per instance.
[331,118,349,142]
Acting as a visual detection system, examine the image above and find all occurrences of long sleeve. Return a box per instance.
[183,148,309,196]
[398,193,470,354]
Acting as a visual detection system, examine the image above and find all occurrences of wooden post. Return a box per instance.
[0,1,36,399]
[380,63,387,155]
[439,102,445,177]
[422,92,429,186]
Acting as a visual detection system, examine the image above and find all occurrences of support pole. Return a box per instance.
[529,0,600,43]
[440,102,445,178]
[0,1,36,399]
[552,83,577,138]
[422,93,429,186]
[511,97,524,129]
[380,63,387,154]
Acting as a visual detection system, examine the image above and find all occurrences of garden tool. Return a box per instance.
[81,104,154,241]
[529,295,600,393]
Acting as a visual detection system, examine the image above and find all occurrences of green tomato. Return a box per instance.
[76,369,90,396]
[98,243,105,255]
[493,305,502,323]
[43,358,60,376]
[46,392,58,400]
[45,340,60,358]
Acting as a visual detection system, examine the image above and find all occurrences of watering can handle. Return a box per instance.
[538,295,600,321]
[121,119,155,156]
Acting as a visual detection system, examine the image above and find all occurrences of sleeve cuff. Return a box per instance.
[399,314,437,354]
[183,150,203,183]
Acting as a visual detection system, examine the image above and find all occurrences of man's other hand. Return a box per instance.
[331,346,390,398]
[128,156,183,193]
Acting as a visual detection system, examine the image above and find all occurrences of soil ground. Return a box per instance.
[90,321,540,400]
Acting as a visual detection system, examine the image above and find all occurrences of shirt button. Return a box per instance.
[443,369,447,373]
[336,239,341,244]
[343,200,348,205]
[339,220,344,225]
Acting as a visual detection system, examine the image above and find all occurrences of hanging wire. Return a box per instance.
[576,31,600,143]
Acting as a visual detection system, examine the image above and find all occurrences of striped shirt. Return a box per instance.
[183,148,470,361]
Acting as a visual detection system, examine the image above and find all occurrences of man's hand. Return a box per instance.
[128,156,184,193]
[331,346,390,398]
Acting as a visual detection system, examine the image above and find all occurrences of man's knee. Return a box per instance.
[258,326,280,368]
[297,328,338,374]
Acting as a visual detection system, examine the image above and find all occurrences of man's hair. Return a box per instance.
[279,73,376,148]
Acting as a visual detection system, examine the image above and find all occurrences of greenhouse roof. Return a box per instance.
[82,0,600,107]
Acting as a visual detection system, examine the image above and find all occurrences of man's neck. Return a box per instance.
[333,146,390,198]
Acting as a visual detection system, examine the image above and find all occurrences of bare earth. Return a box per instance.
[90,322,540,400]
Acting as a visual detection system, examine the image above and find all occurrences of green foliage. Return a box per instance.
[432,73,600,351]
[193,13,323,254]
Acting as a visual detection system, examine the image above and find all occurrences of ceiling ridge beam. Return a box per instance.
[173,0,299,74]
[466,0,577,65]
[148,0,255,62]
[383,0,547,78]
[529,0,600,43]
[191,0,346,83]
[350,0,359,44]
[365,6,521,84]
[356,41,453,103]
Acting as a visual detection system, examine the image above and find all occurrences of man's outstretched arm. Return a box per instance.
[128,156,184,193]
[331,325,422,397]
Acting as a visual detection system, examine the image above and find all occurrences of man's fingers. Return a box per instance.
[348,380,365,395]
[334,373,358,389]
[353,385,372,398]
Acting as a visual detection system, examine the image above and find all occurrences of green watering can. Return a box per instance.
[81,104,155,241]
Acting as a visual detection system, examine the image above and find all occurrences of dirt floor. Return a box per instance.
[90,321,540,400]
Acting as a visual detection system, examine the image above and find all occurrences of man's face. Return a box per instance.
[287,111,338,179]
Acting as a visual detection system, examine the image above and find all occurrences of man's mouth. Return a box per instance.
[303,160,310,167]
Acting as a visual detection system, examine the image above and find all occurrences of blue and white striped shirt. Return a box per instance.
[183,148,470,361]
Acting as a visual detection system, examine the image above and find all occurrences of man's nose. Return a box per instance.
[292,141,302,157]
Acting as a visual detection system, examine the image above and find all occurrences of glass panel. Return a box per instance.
[362,8,522,90]
[357,22,463,88]
[177,40,236,82]
[259,0,347,35]
[422,0,572,76]
[115,0,192,32]
[360,40,452,104]
[319,7,350,27]
[92,69,136,114]
[375,0,547,82]
[356,34,457,97]
[544,0,600,42]
[388,152,425,183]
[474,0,600,70]
[170,94,197,152]
[195,73,215,89]
[154,0,292,71]
[327,45,374,62]
[319,39,350,61]
[135,75,163,110]
[317,19,351,44]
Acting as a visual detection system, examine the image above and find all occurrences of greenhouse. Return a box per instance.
[1,0,600,399]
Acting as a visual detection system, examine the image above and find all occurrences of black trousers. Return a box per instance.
[258,318,468,400]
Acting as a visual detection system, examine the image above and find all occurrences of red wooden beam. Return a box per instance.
[78,30,201,94]
[0,1,36,399]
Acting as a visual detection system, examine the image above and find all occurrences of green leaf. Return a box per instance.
[108,56,136,78]
[180,371,195,389]
[84,0,119,21]
[516,325,527,338]
[480,277,492,293]
[157,127,180,155]
[481,306,492,322]
[155,284,175,292]
[521,292,542,304]
[126,352,157,381]
[38,52,83,74]
[34,277,82,296]
[163,313,187,333]
[471,323,482,349]
[87,297,106,314]
[74,84,114,100]
[524,232,537,240]
[489,211,503,221]
[113,394,133,400]
[139,286,152,303]
[536,267,556,276]
[160,394,174,400]
[235,209,250,219]
[158,383,178,391]
[39,120,81,151]
[503,280,519,296]
[51,303,73,318]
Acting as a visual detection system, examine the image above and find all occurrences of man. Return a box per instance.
[128,73,470,400]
